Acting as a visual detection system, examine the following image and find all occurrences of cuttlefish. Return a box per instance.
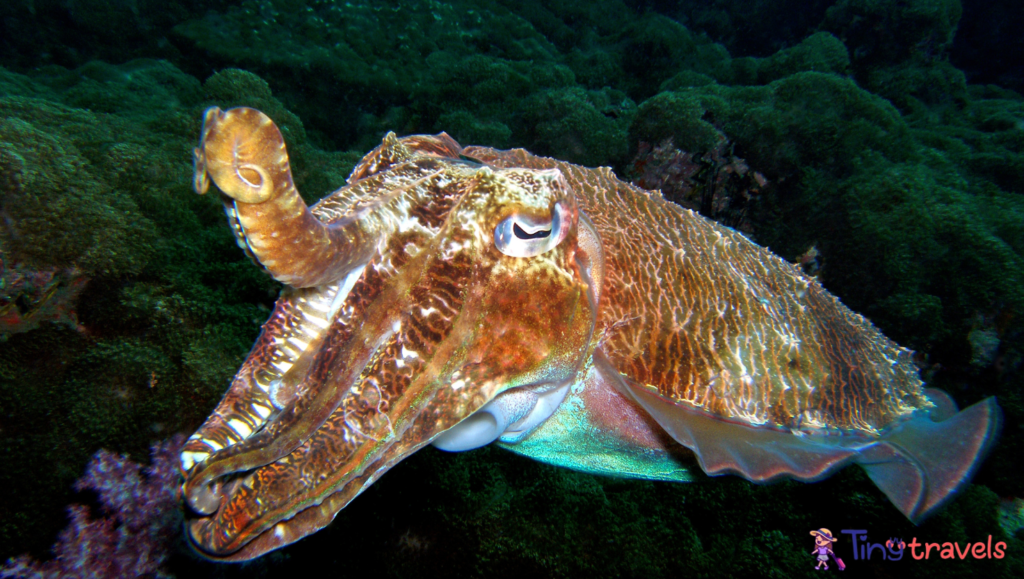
[181,107,1001,561]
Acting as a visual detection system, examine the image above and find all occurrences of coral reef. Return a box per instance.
[0,60,318,560]
[0,435,184,579]
[519,86,635,167]
[732,31,851,85]
[0,104,156,279]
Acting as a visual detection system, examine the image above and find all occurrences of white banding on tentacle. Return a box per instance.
[180,263,369,472]
[180,451,211,472]
[267,263,367,411]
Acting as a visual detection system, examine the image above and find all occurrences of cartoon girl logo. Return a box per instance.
[810,528,845,570]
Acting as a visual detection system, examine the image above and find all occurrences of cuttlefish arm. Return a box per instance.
[182,108,604,560]
[183,108,460,514]
[193,106,378,288]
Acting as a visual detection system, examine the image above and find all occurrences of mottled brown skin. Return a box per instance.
[463,148,926,434]
[180,107,997,561]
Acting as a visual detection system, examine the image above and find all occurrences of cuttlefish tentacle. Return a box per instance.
[190,226,599,558]
[189,234,482,555]
[178,278,358,480]
[184,109,481,513]
[182,262,378,515]
[182,154,462,483]
[193,106,377,288]
[185,133,598,556]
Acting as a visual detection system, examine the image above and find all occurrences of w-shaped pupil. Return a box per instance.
[513,223,551,240]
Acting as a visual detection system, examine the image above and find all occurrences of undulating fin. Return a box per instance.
[858,389,1001,522]
[599,352,1002,522]
[597,352,863,482]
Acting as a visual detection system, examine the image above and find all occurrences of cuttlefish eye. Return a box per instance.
[494,202,568,258]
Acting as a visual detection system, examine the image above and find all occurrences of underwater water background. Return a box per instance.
[0,0,1022,577]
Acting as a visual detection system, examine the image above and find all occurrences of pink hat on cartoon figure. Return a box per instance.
[810,529,838,542]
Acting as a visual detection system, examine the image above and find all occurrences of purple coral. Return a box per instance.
[0,435,186,579]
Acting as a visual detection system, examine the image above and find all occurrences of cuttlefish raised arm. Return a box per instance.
[181,107,1001,561]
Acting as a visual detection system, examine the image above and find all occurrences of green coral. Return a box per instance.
[60,59,204,115]
[630,90,728,153]
[436,110,513,149]
[0,103,156,278]
[823,0,963,66]
[0,61,336,559]
[170,0,566,149]
[632,72,914,176]
[741,31,851,84]
[611,12,733,98]
[823,0,966,113]
[520,87,635,167]
[816,158,1024,346]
